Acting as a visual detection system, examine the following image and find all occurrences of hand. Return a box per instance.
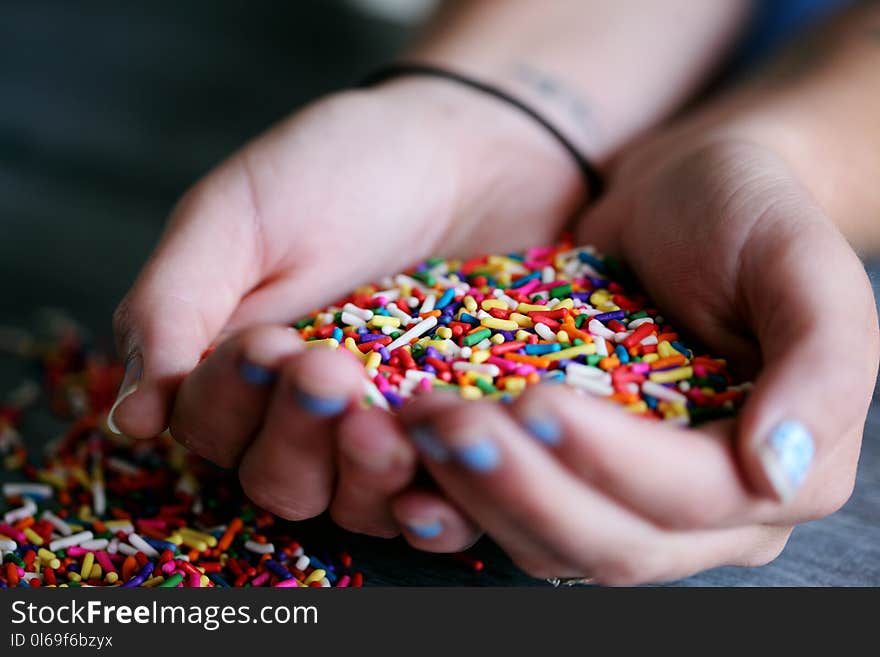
[109,79,585,535]
[388,134,879,583]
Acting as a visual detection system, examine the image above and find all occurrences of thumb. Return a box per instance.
[735,193,879,511]
[109,161,262,438]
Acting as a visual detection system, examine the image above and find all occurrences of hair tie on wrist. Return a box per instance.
[360,63,604,203]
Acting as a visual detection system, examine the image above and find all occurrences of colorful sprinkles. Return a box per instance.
[0,318,361,588]
[294,242,749,423]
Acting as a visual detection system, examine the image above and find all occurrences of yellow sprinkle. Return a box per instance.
[23,528,43,546]
[657,341,676,358]
[304,569,326,585]
[179,535,207,552]
[469,349,491,364]
[490,333,505,344]
[430,340,449,353]
[544,344,597,361]
[180,527,218,548]
[105,572,119,584]
[626,401,649,414]
[589,292,610,306]
[436,327,452,340]
[463,296,478,313]
[38,547,56,562]
[48,559,60,570]
[642,353,659,363]
[515,330,533,342]
[481,299,508,311]
[201,575,210,587]
[551,298,574,310]
[67,572,81,582]
[503,377,527,393]
[649,366,694,384]
[509,313,534,328]
[556,330,570,343]
[459,385,483,400]
[307,337,341,349]
[105,520,134,530]
[166,533,183,546]
[481,317,519,331]
[517,303,549,313]
[364,351,381,370]
[368,315,400,328]
[80,551,94,579]
[143,576,165,588]
[343,337,365,360]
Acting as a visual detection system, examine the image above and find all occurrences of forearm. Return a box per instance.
[408,0,750,163]
[707,3,880,251]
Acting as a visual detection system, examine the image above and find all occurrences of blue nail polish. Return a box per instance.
[239,360,275,386]
[455,440,500,472]
[409,426,450,462]
[406,520,443,539]
[295,389,347,417]
[763,420,815,499]
[523,417,561,446]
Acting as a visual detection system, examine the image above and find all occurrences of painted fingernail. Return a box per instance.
[454,439,500,472]
[294,387,348,417]
[405,520,443,539]
[756,420,815,502]
[409,425,450,462]
[521,416,561,446]
[107,352,142,435]
[239,359,275,386]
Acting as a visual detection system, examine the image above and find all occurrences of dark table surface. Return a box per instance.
[2,0,878,586]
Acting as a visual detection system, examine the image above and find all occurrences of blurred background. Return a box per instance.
[1,0,878,585]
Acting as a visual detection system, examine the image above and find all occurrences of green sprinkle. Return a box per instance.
[294,317,315,329]
[474,378,497,394]
[158,572,185,588]
[550,283,572,298]
[462,329,491,346]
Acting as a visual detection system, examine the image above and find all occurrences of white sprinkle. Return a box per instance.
[385,316,438,352]
[460,346,472,359]
[296,555,310,571]
[40,510,72,536]
[535,323,557,342]
[3,498,36,524]
[475,339,493,351]
[0,538,16,551]
[91,480,106,516]
[642,381,688,403]
[588,319,616,340]
[340,311,366,328]
[452,362,501,377]
[594,337,609,357]
[420,294,436,314]
[565,363,608,380]
[244,540,275,555]
[565,374,613,396]
[3,483,52,499]
[542,266,555,284]
[128,532,159,558]
[405,370,436,382]
[362,379,389,411]
[386,302,415,325]
[640,335,658,346]
[49,530,93,552]
[343,303,373,321]
[627,317,655,329]
[80,538,110,551]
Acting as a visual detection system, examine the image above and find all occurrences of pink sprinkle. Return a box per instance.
[273,578,299,588]
[251,571,270,587]
[337,575,351,588]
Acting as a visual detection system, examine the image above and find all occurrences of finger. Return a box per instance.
[391,489,482,553]
[168,325,301,468]
[237,345,365,520]
[508,383,779,529]
[734,190,879,509]
[110,158,267,438]
[329,406,417,538]
[404,396,794,583]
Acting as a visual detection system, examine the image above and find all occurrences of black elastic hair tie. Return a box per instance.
[360,63,604,202]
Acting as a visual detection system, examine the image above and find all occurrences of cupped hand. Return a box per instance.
[109,79,584,534]
[389,135,879,583]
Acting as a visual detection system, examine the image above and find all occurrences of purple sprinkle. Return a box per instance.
[588,277,609,288]
[425,346,440,360]
[359,333,386,343]
[379,347,390,362]
[423,365,437,375]
[384,391,404,408]
[571,292,591,301]
[500,330,515,341]
[594,310,625,322]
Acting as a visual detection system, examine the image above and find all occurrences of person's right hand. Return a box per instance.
[109,78,585,536]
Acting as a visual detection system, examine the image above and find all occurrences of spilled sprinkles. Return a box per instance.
[0,243,750,587]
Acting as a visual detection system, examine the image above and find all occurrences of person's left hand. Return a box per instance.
[377,130,878,584]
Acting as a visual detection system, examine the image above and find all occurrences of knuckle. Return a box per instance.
[737,529,792,568]
[328,503,398,539]
[239,473,327,521]
[168,413,236,469]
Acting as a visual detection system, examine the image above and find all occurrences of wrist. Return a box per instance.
[365,76,586,243]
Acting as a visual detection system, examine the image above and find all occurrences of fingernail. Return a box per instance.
[756,420,815,502]
[405,520,443,539]
[454,439,500,472]
[107,352,142,435]
[409,425,450,462]
[239,359,275,386]
[521,416,562,446]
[294,387,348,417]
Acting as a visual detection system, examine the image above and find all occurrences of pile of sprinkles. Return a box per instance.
[295,243,749,424]
[0,317,361,588]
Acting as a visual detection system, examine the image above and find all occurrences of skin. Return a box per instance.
[110,2,880,583]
